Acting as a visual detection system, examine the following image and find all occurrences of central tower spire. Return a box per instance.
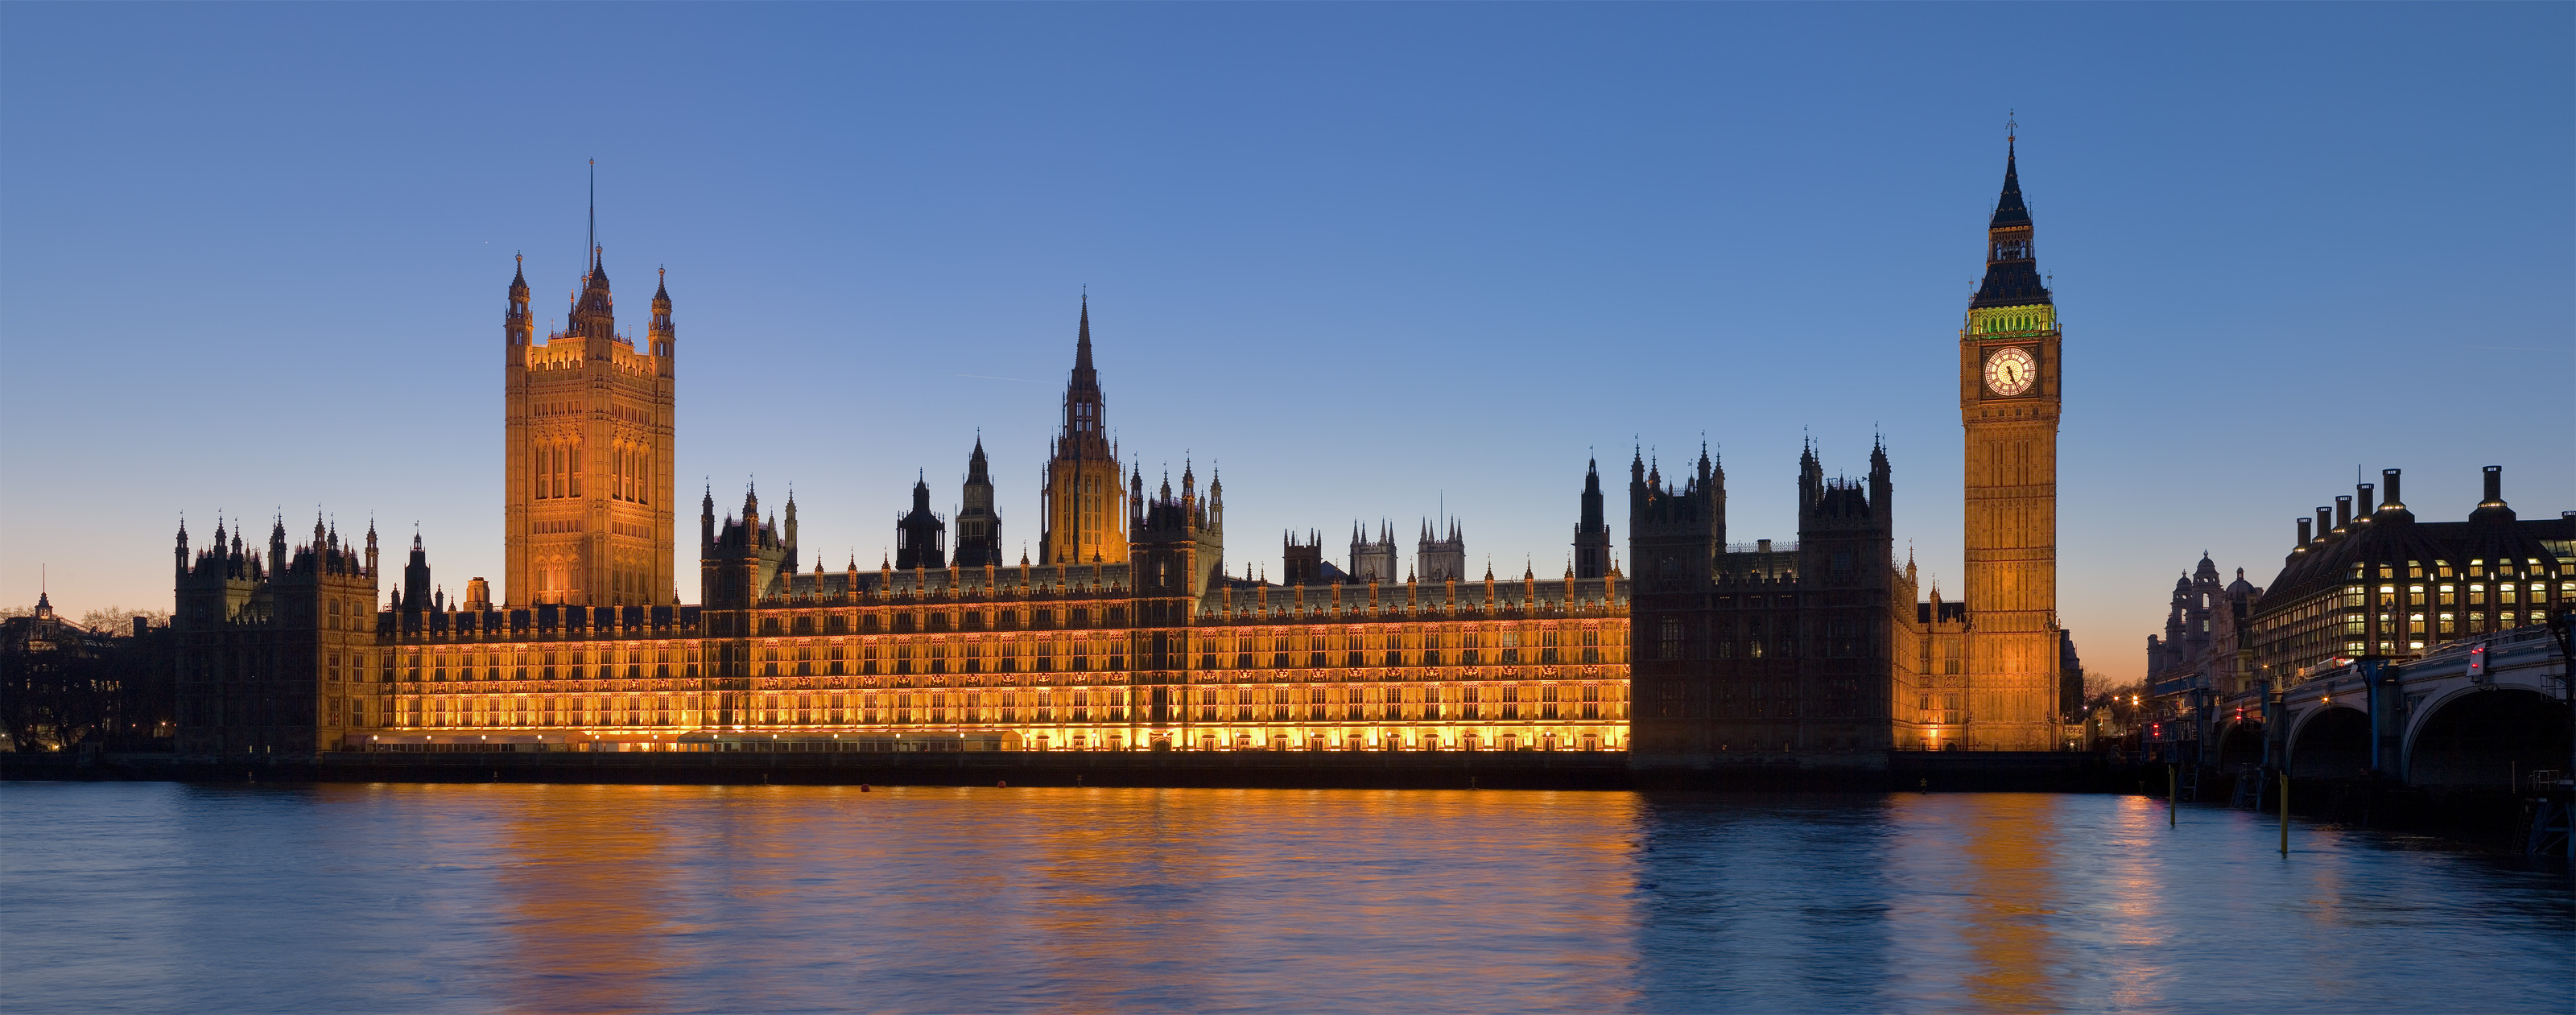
[1074,291,1096,378]
[1040,292,1126,564]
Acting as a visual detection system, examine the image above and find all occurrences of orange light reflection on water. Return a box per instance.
[14,783,2557,1012]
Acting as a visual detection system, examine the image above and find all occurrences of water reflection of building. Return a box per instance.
[492,786,677,1012]
[1948,795,2066,1010]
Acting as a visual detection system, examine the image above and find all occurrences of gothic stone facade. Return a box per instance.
[178,265,1629,756]
[174,145,2100,758]
[172,517,382,754]
[1629,138,2075,762]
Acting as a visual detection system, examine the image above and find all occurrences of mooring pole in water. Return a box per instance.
[2279,770,2290,856]
[2169,765,2178,827]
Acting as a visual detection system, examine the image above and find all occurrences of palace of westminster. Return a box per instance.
[171,142,2089,761]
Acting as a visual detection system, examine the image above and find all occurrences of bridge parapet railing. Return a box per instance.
[2283,659,2356,691]
[2413,625,2561,669]
[2283,624,2566,692]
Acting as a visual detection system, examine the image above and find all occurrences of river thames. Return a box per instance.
[2,782,2568,1013]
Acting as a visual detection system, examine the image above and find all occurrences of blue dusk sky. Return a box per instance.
[2,3,2569,687]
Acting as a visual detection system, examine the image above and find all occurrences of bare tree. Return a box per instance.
[78,606,171,635]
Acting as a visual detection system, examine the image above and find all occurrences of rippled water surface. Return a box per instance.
[3,782,2569,1013]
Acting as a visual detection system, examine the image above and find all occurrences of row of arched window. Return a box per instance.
[531,441,654,504]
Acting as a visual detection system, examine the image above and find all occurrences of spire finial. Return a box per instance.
[1074,291,1095,374]
[588,159,596,266]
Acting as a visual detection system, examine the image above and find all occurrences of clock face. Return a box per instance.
[1984,346,2037,397]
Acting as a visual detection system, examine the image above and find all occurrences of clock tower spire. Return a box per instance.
[1956,123,2064,750]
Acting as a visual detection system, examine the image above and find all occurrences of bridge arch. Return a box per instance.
[2404,687,2570,789]
[2288,706,2370,780]
[2215,720,2265,771]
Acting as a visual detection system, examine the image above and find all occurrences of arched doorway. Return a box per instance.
[2289,707,2369,780]
[2406,689,2572,789]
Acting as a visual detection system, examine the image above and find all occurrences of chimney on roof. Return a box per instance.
[2380,468,2403,511]
[2334,497,2351,529]
[2356,482,2376,517]
[2314,506,2331,540]
[2471,464,2519,523]
[2296,517,2311,547]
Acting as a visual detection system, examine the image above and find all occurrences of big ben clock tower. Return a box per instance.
[1958,128,2063,750]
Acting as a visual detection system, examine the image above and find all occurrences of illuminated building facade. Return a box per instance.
[353,513,1629,753]
[175,280,1629,755]
[1951,134,2068,751]
[503,245,679,609]
[1038,298,1125,567]
[169,145,2124,759]
[2244,466,2574,682]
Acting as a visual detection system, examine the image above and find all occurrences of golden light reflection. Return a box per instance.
[342,784,1642,1011]
[492,784,683,1013]
[1936,793,2066,1012]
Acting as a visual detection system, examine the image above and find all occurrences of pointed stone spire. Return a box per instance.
[571,249,614,340]
[1075,291,1095,376]
[1972,122,2050,309]
[1990,131,2030,228]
